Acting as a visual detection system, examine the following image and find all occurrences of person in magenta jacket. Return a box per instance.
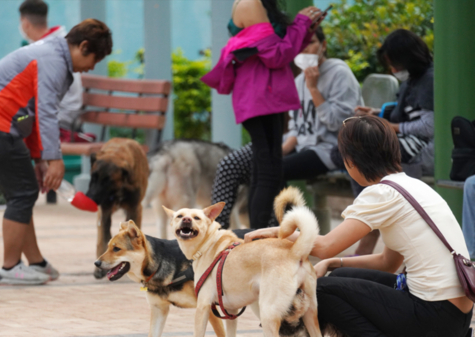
[202,0,324,228]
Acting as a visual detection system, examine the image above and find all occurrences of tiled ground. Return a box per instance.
[0,195,473,336]
[0,195,273,337]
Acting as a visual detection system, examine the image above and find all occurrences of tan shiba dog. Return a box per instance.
[95,220,225,337]
[164,187,322,337]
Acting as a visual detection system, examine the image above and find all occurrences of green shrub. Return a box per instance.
[323,0,434,82]
[172,48,212,140]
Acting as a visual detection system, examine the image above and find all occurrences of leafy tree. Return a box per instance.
[172,48,212,140]
[323,0,434,82]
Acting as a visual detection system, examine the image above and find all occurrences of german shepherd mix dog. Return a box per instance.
[165,187,322,337]
[87,138,149,279]
[144,139,247,239]
[95,220,226,337]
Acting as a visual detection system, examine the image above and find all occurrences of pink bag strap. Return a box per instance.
[379,180,456,254]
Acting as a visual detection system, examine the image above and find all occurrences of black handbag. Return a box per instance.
[380,180,475,302]
[450,116,475,181]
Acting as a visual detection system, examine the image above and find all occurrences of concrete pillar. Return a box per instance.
[210,0,241,150]
[75,0,108,192]
[144,0,173,143]
[434,0,475,222]
[80,0,107,76]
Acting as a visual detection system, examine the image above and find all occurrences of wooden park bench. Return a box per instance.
[61,74,171,156]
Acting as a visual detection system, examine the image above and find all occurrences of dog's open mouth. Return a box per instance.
[176,226,199,240]
[107,262,130,281]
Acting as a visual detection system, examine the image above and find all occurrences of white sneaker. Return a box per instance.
[29,261,60,281]
[0,261,50,285]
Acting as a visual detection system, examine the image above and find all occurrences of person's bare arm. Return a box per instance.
[233,0,269,28]
[282,136,298,156]
[304,66,325,108]
[244,218,371,259]
[354,106,380,116]
[314,246,404,277]
[310,218,371,259]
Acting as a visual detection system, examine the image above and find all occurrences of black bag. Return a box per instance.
[450,116,475,181]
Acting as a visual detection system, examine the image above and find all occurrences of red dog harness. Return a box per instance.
[194,242,246,320]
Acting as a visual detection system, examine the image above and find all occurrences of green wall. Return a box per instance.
[434,0,475,223]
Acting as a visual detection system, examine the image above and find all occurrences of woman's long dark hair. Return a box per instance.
[377,29,432,79]
[261,0,290,28]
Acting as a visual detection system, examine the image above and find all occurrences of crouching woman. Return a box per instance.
[246,115,473,337]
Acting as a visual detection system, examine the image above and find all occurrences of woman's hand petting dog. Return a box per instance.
[244,226,279,243]
[314,259,331,278]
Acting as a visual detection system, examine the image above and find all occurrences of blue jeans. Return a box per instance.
[462,175,475,260]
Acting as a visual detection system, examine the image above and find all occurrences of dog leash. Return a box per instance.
[195,242,246,320]
[168,267,194,286]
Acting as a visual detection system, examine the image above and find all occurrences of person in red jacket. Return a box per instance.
[19,0,96,143]
[0,19,112,285]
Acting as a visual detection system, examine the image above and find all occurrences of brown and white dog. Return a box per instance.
[164,187,322,337]
[94,220,225,337]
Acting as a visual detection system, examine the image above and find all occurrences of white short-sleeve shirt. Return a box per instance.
[342,172,469,301]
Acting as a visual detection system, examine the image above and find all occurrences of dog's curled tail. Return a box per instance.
[274,187,306,224]
[279,206,319,260]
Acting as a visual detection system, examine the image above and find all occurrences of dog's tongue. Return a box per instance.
[107,263,123,280]
[71,192,98,212]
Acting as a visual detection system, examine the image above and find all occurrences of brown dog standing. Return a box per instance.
[165,187,322,337]
[86,138,148,278]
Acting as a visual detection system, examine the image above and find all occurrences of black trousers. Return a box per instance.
[212,146,328,229]
[242,113,284,229]
[283,149,329,181]
[212,144,252,229]
[317,268,472,337]
[0,132,39,225]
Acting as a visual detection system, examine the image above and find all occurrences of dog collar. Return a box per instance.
[140,266,160,291]
[192,251,203,261]
[191,233,221,261]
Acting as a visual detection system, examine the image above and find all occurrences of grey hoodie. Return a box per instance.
[288,58,363,169]
[0,36,73,160]
[41,26,83,130]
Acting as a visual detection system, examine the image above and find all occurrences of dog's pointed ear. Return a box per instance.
[126,220,140,239]
[119,222,128,231]
[203,202,225,222]
[162,206,175,222]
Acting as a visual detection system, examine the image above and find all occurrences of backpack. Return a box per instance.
[450,116,475,181]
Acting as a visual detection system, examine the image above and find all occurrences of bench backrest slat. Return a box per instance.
[83,93,168,112]
[81,111,165,130]
[82,74,171,95]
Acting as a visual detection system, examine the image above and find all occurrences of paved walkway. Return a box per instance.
[0,195,473,336]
